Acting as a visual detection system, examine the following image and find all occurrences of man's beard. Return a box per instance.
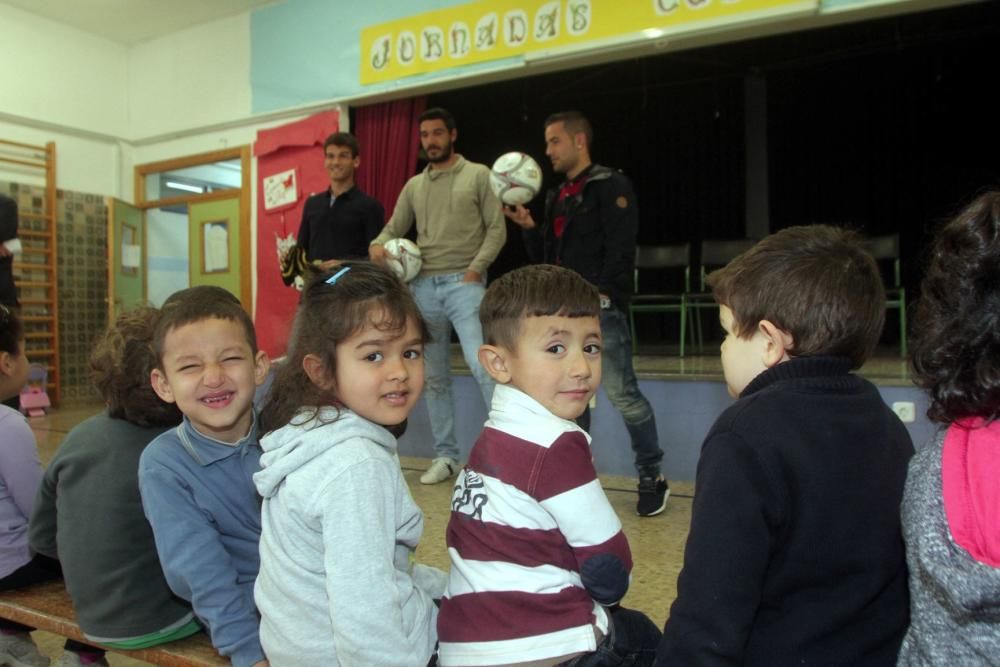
[425,141,453,163]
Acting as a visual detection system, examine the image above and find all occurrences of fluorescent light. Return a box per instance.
[165,181,204,193]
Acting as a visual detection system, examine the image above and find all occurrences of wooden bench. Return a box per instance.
[0,580,227,666]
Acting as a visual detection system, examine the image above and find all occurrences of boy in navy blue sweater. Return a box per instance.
[658,226,912,666]
[139,286,270,667]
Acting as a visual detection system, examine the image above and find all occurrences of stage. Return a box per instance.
[394,346,933,482]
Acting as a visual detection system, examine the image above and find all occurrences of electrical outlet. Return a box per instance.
[892,401,915,423]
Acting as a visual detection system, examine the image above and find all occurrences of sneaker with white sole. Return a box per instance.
[0,632,50,667]
[636,476,670,517]
[420,457,459,485]
[52,651,109,667]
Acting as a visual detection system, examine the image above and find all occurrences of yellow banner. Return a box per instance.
[361,0,818,85]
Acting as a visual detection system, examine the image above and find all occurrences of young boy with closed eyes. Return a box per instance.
[138,286,270,667]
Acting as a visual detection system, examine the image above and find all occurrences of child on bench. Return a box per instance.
[0,303,60,667]
[30,305,198,666]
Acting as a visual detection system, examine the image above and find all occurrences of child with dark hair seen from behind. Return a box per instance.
[30,305,198,667]
[139,286,270,667]
[897,191,1000,665]
[438,264,661,667]
[658,225,913,666]
[0,303,60,667]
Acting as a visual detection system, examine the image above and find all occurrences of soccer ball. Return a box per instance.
[489,152,543,206]
[383,238,422,282]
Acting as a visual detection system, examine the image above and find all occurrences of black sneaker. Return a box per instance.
[636,476,669,516]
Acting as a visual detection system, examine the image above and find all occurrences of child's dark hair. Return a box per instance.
[911,191,1000,423]
[153,286,256,365]
[707,225,885,369]
[91,306,182,427]
[480,264,600,350]
[0,304,24,356]
[0,303,24,356]
[260,261,430,434]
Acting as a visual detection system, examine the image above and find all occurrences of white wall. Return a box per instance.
[3,5,345,310]
[128,13,253,141]
[0,4,128,196]
[1,7,257,199]
[0,118,124,196]
[0,3,128,138]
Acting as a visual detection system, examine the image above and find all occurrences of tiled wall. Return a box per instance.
[3,180,108,403]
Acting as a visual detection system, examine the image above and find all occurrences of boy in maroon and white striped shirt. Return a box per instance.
[437,265,659,667]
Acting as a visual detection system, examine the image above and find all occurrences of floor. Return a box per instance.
[24,403,695,666]
[455,345,915,387]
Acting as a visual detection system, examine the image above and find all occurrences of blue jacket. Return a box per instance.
[138,415,265,667]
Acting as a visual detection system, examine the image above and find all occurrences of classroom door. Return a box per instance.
[188,196,247,308]
[107,198,145,321]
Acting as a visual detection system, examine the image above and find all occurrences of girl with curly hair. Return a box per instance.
[898,191,1000,664]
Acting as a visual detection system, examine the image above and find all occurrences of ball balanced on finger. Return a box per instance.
[489,152,543,206]
[382,238,423,282]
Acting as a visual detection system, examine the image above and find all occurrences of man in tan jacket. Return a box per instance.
[370,107,506,484]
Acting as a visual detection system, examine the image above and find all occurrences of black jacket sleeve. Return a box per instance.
[296,198,313,257]
[362,199,386,250]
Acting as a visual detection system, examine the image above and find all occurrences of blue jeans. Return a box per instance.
[410,272,495,461]
[577,308,663,478]
[566,607,661,667]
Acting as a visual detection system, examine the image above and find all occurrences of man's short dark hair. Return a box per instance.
[323,132,360,158]
[480,265,599,350]
[418,107,457,131]
[154,286,257,366]
[545,111,593,150]
[707,225,885,368]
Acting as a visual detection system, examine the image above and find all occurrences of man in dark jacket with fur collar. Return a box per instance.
[505,110,668,517]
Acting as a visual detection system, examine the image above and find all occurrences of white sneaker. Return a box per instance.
[53,651,109,667]
[420,457,459,484]
[0,632,50,667]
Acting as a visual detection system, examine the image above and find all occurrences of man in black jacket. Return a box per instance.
[281,132,384,286]
[505,111,668,516]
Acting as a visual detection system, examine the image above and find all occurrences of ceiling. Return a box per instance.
[3,0,276,45]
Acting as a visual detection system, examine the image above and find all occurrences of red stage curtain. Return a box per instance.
[354,96,427,218]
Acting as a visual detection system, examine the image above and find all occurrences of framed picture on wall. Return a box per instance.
[262,167,299,212]
[202,219,230,273]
